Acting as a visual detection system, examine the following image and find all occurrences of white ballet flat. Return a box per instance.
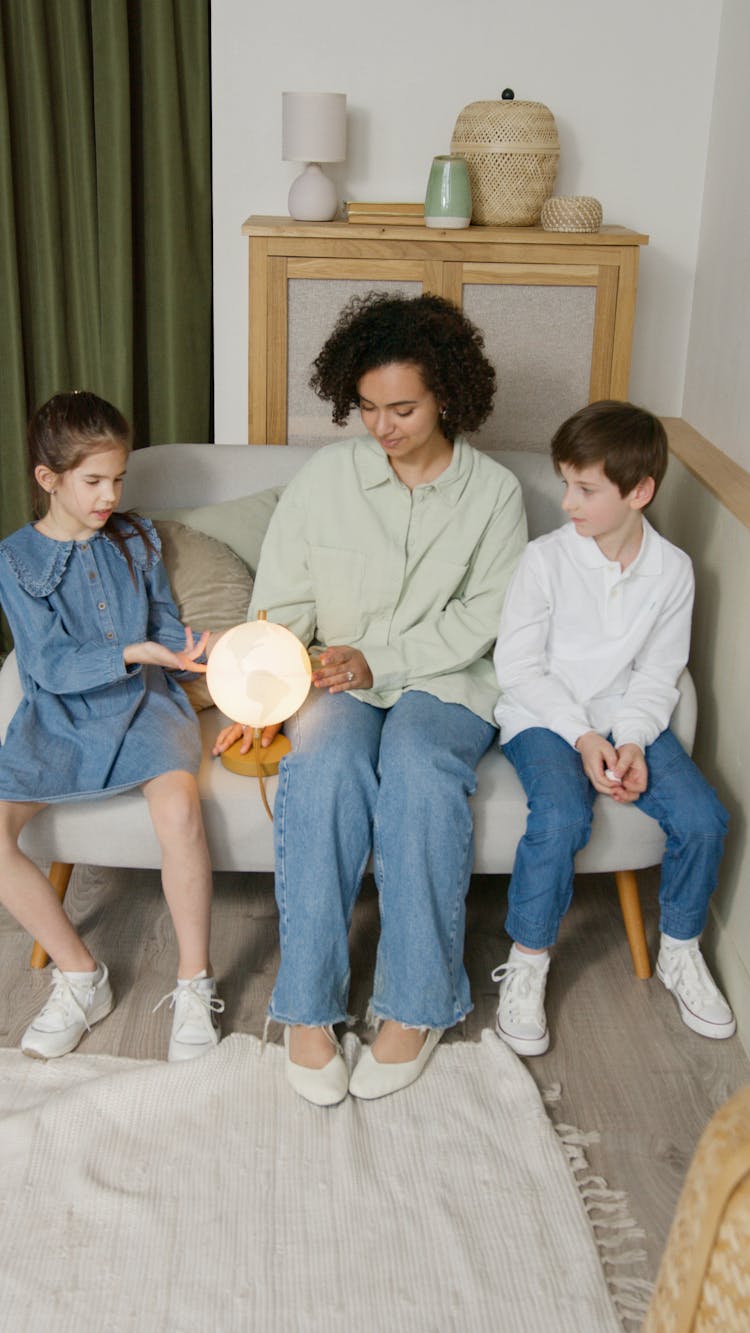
[283,1025,349,1107]
[349,1027,444,1100]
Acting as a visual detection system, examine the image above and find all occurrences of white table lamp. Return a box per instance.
[282,91,346,222]
[207,614,312,811]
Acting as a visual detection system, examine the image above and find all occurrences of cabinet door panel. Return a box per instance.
[287,276,421,446]
[463,284,596,450]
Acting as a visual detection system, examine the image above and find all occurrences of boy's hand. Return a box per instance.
[609,743,648,804]
[575,731,622,796]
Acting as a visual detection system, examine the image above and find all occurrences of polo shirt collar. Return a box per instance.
[564,516,663,575]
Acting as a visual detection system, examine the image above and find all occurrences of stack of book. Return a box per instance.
[345,201,424,226]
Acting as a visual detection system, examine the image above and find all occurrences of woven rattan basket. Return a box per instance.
[541,195,603,233]
[450,94,559,226]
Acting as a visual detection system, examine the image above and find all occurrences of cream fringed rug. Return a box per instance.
[0,1032,634,1333]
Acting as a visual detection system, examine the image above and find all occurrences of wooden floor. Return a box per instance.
[1,863,748,1286]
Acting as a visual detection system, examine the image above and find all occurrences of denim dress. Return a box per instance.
[0,515,201,802]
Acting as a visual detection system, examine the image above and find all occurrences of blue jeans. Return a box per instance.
[269,688,497,1028]
[502,726,729,949]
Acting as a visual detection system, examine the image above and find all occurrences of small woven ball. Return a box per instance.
[541,195,603,233]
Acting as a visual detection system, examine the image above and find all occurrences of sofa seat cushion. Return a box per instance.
[470,745,666,874]
[18,705,666,877]
[19,707,277,873]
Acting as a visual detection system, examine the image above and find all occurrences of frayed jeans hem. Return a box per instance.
[366,998,471,1031]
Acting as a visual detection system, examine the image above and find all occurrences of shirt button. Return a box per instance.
[98,601,106,611]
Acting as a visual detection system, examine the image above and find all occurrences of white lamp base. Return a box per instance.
[288,163,339,221]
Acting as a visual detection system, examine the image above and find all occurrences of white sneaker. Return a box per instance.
[492,951,550,1056]
[657,940,736,1039]
[21,964,114,1059]
[155,971,224,1062]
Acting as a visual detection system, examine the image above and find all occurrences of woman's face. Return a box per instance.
[357,363,447,469]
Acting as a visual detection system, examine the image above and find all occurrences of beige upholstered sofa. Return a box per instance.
[0,443,697,977]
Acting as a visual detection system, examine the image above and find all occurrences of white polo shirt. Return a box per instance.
[493,517,694,751]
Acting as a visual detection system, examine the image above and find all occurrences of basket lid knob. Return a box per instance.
[501,88,515,100]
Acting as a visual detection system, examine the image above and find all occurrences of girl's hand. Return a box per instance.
[123,626,210,673]
[212,721,282,756]
[173,626,210,672]
[312,646,373,694]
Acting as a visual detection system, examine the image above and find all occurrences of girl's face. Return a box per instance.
[36,443,129,542]
[357,363,448,471]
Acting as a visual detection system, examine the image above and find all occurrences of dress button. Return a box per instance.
[89,571,97,581]
[80,543,88,551]
[106,632,114,640]
[98,601,106,611]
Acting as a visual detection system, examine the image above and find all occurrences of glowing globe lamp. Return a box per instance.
[207,617,312,778]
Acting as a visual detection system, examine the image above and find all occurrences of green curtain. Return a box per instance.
[0,0,213,653]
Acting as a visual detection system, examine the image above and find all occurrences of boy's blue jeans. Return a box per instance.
[502,726,729,949]
[269,688,496,1029]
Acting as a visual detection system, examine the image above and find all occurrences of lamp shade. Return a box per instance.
[206,621,312,729]
[282,92,346,163]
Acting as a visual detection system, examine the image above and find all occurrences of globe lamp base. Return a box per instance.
[220,733,291,777]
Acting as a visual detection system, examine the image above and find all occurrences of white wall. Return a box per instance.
[669,0,750,1047]
[683,0,750,471]
[211,0,721,443]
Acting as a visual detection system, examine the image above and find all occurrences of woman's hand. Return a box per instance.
[311,646,373,694]
[124,626,210,673]
[212,721,282,756]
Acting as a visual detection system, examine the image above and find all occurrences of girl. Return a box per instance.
[215,292,527,1105]
[0,391,223,1061]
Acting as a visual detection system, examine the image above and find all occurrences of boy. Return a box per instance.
[492,400,734,1055]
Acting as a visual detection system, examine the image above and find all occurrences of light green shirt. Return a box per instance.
[249,435,527,722]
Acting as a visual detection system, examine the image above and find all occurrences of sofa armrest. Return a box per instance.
[671,667,697,755]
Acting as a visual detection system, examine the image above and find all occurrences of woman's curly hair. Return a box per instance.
[309,291,496,442]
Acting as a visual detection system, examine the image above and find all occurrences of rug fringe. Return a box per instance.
[543,1094,653,1331]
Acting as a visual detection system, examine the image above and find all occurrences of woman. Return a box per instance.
[215,292,527,1104]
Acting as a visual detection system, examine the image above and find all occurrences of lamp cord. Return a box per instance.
[253,729,274,822]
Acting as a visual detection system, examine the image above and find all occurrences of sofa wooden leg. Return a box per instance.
[30,862,74,970]
[614,869,651,979]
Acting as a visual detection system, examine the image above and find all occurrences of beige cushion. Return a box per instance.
[153,519,254,711]
[149,487,284,575]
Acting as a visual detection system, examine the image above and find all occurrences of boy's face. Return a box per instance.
[559,461,652,542]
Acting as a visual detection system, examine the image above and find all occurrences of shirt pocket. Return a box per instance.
[308,545,365,643]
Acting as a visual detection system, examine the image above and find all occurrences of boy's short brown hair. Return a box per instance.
[550,400,668,499]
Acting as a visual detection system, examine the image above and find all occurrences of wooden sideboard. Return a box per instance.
[242,214,648,448]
